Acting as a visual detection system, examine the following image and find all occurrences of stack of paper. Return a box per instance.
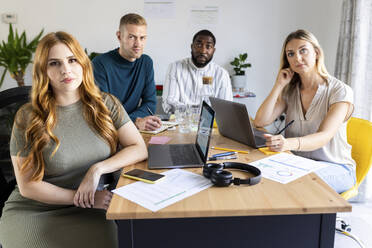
[112,169,213,212]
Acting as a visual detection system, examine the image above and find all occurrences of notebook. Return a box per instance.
[148,101,215,169]
[140,121,178,134]
[209,97,267,148]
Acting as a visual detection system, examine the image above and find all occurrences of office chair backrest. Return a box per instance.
[0,86,31,108]
[341,117,372,200]
[0,86,31,160]
[0,86,31,217]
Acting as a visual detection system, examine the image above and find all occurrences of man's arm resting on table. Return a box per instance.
[130,62,161,130]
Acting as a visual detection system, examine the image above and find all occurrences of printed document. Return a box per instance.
[112,169,213,212]
[250,153,327,184]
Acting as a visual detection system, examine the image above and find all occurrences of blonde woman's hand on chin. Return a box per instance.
[275,68,294,88]
[73,164,102,208]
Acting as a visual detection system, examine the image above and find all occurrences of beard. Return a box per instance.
[191,53,213,68]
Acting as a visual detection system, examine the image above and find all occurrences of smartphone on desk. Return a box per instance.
[122,169,165,184]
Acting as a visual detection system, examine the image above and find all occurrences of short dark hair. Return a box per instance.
[192,30,216,45]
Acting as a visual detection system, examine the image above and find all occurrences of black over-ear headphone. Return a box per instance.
[203,162,262,187]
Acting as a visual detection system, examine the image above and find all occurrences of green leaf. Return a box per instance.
[241,53,247,61]
[0,68,7,88]
[231,60,239,67]
[8,24,14,44]
[20,32,27,47]
[89,52,100,60]
[28,29,44,50]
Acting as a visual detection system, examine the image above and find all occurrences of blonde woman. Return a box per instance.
[0,32,147,247]
[254,29,355,193]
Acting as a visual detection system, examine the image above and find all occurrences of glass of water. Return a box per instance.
[188,104,200,132]
[175,104,190,133]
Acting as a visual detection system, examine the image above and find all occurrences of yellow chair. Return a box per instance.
[341,117,372,200]
[336,117,372,248]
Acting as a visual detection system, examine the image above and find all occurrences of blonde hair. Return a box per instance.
[279,29,329,94]
[119,13,147,29]
[18,31,119,181]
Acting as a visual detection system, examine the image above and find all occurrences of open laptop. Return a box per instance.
[148,101,215,169]
[209,97,267,148]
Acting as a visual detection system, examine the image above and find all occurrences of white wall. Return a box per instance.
[0,0,342,114]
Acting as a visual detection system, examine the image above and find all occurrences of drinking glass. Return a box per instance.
[188,104,200,132]
[175,104,190,133]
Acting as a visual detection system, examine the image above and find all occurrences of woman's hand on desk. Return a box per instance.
[74,164,101,208]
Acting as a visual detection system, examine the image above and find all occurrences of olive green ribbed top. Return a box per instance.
[0,93,129,248]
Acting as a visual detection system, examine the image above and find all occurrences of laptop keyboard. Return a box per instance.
[170,145,201,165]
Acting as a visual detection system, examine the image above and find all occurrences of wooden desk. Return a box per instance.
[107,129,351,248]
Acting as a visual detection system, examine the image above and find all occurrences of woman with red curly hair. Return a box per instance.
[0,31,147,247]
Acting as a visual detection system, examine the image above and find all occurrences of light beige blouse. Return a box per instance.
[283,76,355,170]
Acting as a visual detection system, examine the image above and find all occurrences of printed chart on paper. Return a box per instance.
[250,153,327,184]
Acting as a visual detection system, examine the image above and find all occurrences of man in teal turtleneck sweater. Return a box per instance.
[93,13,161,131]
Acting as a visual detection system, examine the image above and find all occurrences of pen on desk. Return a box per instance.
[211,146,249,154]
[211,151,237,158]
[146,106,154,116]
[275,120,294,135]
[208,155,237,161]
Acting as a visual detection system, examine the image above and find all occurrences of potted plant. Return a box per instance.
[230,53,251,91]
[84,48,101,61]
[0,24,43,88]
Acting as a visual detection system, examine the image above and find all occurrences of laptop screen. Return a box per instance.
[195,101,215,163]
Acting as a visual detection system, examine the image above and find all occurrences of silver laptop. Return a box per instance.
[148,101,215,169]
[209,97,267,148]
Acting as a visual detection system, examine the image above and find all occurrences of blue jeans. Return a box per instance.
[315,161,356,194]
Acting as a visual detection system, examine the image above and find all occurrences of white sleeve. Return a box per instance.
[329,80,354,105]
[217,69,233,101]
[162,63,181,113]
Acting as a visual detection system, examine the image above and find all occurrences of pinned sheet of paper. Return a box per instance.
[144,0,175,19]
[149,136,171,144]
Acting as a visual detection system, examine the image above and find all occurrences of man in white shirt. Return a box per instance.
[162,30,233,113]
